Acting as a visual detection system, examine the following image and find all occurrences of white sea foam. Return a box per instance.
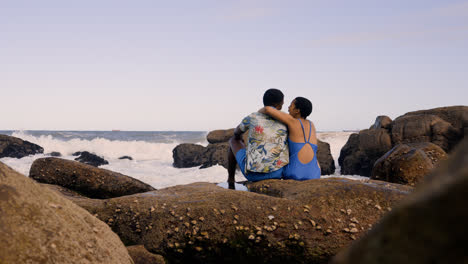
[0,131,367,189]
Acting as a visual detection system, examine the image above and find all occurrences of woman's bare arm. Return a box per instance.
[258,106,296,126]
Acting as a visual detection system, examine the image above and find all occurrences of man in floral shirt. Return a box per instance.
[227,89,289,187]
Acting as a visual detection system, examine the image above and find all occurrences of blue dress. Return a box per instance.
[283,119,321,180]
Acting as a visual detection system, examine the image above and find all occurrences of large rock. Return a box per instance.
[331,137,468,264]
[391,114,460,152]
[371,142,448,186]
[172,143,207,168]
[316,140,335,175]
[0,134,44,158]
[370,115,392,130]
[0,162,133,264]
[338,129,393,176]
[206,128,235,144]
[67,178,411,264]
[404,105,468,132]
[29,157,155,199]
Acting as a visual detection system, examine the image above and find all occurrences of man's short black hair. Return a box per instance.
[263,88,284,107]
[294,97,312,118]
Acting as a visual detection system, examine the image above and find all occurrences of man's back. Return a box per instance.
[239,112,289,174]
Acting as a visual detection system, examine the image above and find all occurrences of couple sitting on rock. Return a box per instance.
[228,88,321,187]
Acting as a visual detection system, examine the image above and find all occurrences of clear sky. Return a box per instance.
[1,0,467,131]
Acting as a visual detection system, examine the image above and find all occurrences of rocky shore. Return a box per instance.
[1,105,467,263]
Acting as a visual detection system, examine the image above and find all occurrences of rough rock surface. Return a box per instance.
[331,138,468,264]
[370,115,392,130]
[127,245,166,264]
[0,134,44,158]
[371,142,448,186]
[73,151,109,167]
[206,129,235,144]
[391,114,460,152]
[68,178,411,264]
[0,162,134,264]
[30,157,155,199]
[338,129,393,176]
[174,128,336,175]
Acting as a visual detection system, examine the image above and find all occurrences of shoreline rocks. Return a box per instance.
[66,178,411,264]
[0,134,44,158]
[30,157,155,199]
[338,106,467,179]
[0,161,133,264]
[73,151,109,167]
[331,138,468,264]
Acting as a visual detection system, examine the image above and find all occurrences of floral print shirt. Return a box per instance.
[239,112,289,174]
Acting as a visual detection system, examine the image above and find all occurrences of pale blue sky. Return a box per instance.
[1,0,467,131]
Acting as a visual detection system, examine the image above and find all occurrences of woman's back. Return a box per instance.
[283,119,321,180]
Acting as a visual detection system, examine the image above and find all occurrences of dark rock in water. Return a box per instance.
[391,114,460,152]
[72,151,82,156]
[338,128,392,176]
[0,161,133,264]
[331,138,468,264]
[316,140,335,175]
[127,245,166,264]
[370,115,392,130]
[119,156,133,160]
[206,128,235,144]
[68,178,410,264]
[371,142,448,186]
[0,134,44,158]
[49,151,62,157]
[29,157,155,199]
[199,142,230,169]
[172,143,207,168]
[74,151,109,167]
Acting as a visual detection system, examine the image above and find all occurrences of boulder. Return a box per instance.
[0,162,133,264]
[206,128,235,144]
[391,114,460,152]
[403,105,468,132]
[29,157,155,199]
[68,178,411,264]
[371,142,448,186]
[172,143,207,168]
[127,245,166,264]
[370,115,392,130]
[74,151,109,167]
[199,142,230,169]
[316,140,335,175]
[338,129,393,176]
[0,134,44,158]
[331,138,468,264]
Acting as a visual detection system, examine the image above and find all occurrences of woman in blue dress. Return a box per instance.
[259,97,321,180]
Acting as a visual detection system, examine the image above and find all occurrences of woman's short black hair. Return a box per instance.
[263,88,284,107]
[294,97,312,118]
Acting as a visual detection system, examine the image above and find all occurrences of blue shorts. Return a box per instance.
[235,149,283,182]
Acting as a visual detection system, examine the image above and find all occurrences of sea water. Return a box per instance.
[0,130,367,189]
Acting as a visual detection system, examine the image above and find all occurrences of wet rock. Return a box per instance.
[73,151,109,167]
[331,138,468,264]
[68,178,411,264]
[338,129,393,176]
[371,142,448,186]
[127,245,166,264]
[0,162,133,264]
[316,140,335,175]
[0,134,44,158]
[119,156,133,160]
[29,157,155,199]
[172,143,207,168]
